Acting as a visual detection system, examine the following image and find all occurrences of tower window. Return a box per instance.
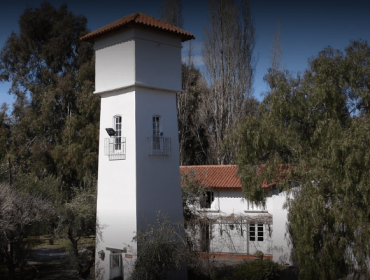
[153,115,161,150]
[114,116,122,150]
[148,115,171,156]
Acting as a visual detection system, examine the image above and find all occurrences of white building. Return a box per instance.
[180,165,293,265]
[81,13,194,280]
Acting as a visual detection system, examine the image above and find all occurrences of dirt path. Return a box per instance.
[27,248,79,280]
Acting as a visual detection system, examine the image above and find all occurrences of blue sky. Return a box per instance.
[1,0,370,108]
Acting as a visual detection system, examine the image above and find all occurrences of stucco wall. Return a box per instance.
[95,88,138,278]
[135,87,184,229]
[197,188,292,263]
[94,26,182,94]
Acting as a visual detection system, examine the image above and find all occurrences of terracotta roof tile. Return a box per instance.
[180,165,280,189]
[180,165,242,189]
[80,12,195,43]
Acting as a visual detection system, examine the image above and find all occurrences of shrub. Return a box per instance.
[231,259,283,280]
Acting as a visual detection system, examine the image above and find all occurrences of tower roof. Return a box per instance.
[80,12,195,43]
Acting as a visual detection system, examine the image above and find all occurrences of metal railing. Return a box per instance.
[104,137,126,160]
[148,137,171,156]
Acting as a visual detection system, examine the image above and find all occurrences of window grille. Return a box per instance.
[148,137,171,156]
[249,223,264,242]
[105,137,126,160]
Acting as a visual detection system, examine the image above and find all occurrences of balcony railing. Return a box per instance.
[105,137,126,160]
[148,137,171,156]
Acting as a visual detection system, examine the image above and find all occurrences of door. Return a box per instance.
[110,252,123,279]
[248,223,268,254]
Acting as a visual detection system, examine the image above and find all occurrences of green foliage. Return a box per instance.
[0,2,99,188]
[231,260,283,280]
[56,176,97,278]
[232,40,370,279]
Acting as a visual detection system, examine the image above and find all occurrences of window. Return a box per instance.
[201,191,214,209]
[148,115,171,156]
[104,115,126,160]
[249,223,264,241]
[110,251,121,268]
[114,116,122,151]
[153,115,161,150]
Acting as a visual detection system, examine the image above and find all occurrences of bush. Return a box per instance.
[131,213,187,280]
[231,259,283,280]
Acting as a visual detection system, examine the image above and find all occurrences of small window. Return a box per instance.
[148,115,171,156]
[114,116,122,150]
[104,116,126,160]
[249,223,264,242]
[201,191,214,209]
[153,115,161,150]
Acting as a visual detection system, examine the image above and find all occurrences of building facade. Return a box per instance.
[180,165,292,264]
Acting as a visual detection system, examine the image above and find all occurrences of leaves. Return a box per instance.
[233,40,370,279]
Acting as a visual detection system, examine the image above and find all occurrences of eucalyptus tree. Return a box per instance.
[202,0,255,164]
[232,40,370,279]
[0,2,99,187]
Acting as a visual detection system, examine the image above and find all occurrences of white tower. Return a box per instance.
[81,13,194,279]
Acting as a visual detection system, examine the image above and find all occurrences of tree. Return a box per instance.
[56,179,97,278]
[159,0,184,28]
[178,45,209,165]
[0,2,99,188]
[0,183,51,279]
[270,21,284,73]
[232,40,370,279]
[202,0,256,164]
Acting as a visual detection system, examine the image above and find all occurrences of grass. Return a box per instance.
[33,235,95,251]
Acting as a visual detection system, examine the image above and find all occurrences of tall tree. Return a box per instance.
[159,0,184,28]
[178,44,209,165]
[0,2,99,187]
[233,40,370,279]
[270,21,284,73]
[202,0,256,164]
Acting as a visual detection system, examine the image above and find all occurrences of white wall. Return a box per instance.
[94,27,182,94]
[135,87,184,230]
[135,29,181,91]
[94,24,186,280]
[95,88,138,278]
[198,188,291,262]
[272,191,292,264]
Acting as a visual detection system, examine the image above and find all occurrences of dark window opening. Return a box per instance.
[200,221,210,252]
[201,191,214,208]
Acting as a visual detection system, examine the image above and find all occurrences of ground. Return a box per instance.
[27,248,79,280]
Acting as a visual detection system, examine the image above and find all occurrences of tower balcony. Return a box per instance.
[104,137,126,160]
[148,137,171,156]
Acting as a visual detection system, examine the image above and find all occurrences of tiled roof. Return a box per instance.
[180,165,242,189]
[80,12,195,43]
[180,165,280,189]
